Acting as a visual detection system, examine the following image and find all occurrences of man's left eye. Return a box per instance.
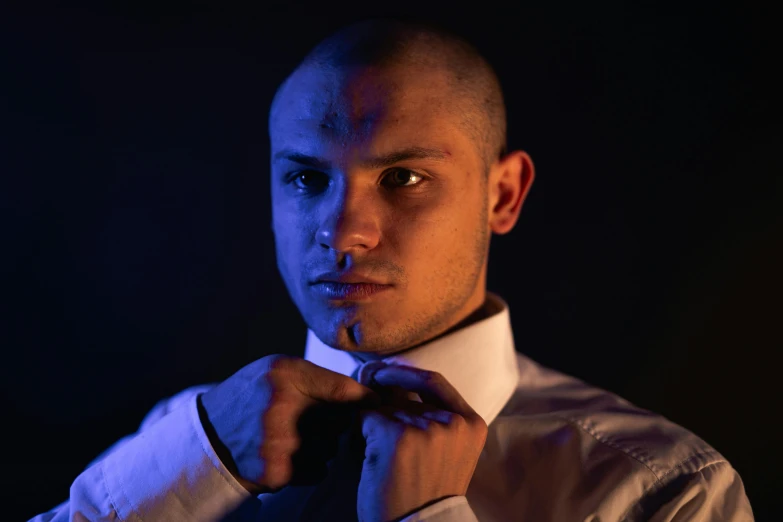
[383,169,424,187]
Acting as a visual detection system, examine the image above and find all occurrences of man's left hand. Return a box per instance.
[357,363,488,522]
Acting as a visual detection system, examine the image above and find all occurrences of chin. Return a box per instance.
[305,297,437,354]
[310,314,392,354]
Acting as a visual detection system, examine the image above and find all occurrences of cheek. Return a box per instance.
[274,200,315,240]
[387,195,466,260]
[423,187,484,254]
[273,205,312,271]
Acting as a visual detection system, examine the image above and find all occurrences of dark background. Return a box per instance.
[2,2,780,520]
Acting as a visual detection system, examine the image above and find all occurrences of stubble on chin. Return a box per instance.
[324,285,476,356]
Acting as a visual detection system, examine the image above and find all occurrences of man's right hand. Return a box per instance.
[197,354,380,495]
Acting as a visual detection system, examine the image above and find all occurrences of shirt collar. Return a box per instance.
[303,292,519,425]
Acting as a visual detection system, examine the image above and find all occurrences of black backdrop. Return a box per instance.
[2,2,780,520]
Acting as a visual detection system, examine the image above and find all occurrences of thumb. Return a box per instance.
[359,361,422,405]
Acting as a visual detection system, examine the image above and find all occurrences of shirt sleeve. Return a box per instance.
[398,496,479,522]
[28,386,258,522]
[629,459,754,522]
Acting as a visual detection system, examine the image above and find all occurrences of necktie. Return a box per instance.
[252,362,366,521]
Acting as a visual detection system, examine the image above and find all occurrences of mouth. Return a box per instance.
[309,282,393,301]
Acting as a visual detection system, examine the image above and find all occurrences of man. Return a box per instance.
[33,18,753,522]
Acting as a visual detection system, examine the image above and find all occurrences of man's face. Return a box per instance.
[269,62,490,357]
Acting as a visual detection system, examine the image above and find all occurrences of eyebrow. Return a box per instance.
[274,146,450,170]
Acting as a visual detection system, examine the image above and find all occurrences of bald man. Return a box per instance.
[33,19,753,522]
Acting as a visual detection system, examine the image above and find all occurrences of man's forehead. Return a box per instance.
[270,63,453,144]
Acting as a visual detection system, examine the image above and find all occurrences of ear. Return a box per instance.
[488,150,535,234]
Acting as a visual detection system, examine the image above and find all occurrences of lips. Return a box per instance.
[310,281,392,300]
[311,270,389,286]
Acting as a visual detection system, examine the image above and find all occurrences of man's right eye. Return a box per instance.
[291,170,329,191]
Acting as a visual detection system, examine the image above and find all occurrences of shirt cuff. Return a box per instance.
[98,392,254,521]
[399,496,479,522]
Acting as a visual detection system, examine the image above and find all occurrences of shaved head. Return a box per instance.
[272,18,507,174]
[268,17,532,356]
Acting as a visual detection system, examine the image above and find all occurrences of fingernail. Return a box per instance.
[357,360,388,387]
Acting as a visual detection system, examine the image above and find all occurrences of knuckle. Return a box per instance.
[398,426,420,446]
[262,421,301,448]
[262,457,292,489]
[426,422,449,444]
[424,370,443,385]
[297,365,320,394]
[265,359,312,398]
[327,379,349,401]
[262,405,300,443]
[259,374,287,405]
[266,354,299,373]
[421,421,438,438]
[447,412,466,429]
[472,417,489,442]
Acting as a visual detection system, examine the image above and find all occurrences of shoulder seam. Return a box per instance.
[656,450,727,483]
[618,454,730,521]
[555,414,661,480]
[555,414,722,483]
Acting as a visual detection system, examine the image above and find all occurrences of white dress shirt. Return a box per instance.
[31,293,754,521]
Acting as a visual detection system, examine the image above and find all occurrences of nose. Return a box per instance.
[316,184,381,253]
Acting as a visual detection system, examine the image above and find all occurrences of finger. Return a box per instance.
[359,407,401,445]
[357,360,389,387]
[371,364,479,420]
[390,409,433,430]
[375,384,422,406]
[289,358,383,406]
[362,404,443,435]
[419,409,456,424]
[383,397,440,417]
[359,361,423,405]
